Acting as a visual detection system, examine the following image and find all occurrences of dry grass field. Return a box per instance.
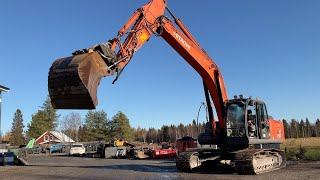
[282,137,320,147]
[281,137,320,160]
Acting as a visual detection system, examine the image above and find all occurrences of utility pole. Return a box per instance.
[0,85,10,144]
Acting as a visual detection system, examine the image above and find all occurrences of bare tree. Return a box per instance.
[59,112,82,142]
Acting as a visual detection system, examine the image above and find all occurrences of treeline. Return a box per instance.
[5,95,320,146]
[3,95,206,145]
[3,96,137,145]
[66,112,205,143]
[134,121,205,143]
[68,110,135,142]
[283,118,320,139]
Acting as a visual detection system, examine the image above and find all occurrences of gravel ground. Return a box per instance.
[0,154,319,180]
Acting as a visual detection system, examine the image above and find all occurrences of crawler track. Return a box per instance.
[234,149,286,174]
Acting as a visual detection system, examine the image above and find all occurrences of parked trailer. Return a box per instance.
[97,140,135,159]
[151,148,176,158]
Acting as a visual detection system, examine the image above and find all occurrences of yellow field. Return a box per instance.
[282,137,320,148]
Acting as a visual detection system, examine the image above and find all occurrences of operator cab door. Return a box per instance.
[246,100,258,138]
[257,102,270,139]
[245,100,270,139]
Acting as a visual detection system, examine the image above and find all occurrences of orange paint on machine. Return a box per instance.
[269,118,285,141]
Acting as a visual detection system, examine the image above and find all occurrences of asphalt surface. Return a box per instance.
[0,154,319,180]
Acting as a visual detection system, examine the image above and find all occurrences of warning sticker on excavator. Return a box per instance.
[140,33,148,42]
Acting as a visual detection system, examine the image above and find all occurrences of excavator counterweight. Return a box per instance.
[48,50,114,109]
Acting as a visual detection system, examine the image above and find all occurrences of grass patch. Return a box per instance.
[282,138,320,161]
[304,152,320,161]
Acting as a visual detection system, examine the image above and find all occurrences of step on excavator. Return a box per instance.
[48,0,286,174]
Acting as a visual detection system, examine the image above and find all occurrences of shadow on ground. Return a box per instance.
[29,163,236,175]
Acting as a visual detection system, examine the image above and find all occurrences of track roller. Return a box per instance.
[176,152,201,172]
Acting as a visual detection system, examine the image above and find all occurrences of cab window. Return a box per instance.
[226,103,246,137]
[259,103,270,139]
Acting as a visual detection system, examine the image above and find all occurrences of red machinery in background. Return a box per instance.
[176,137,198,155]
[151,143,177,158]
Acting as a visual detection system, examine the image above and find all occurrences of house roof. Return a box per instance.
[0,85,10,92]
[36,131,75,144]
[50,131,75,143]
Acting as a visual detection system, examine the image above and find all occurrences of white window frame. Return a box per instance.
[44,135,49,141]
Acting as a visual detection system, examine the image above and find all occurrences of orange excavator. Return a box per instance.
[48,0,286,174]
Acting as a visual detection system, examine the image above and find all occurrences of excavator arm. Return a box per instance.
[48,0,228,129]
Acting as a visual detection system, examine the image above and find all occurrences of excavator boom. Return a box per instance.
[48,0,227,129]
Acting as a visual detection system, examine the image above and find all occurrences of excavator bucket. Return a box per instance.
[48,51,113,109]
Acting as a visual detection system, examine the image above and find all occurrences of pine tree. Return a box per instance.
[78,125,89,142]
[161,125,170,142]
[290,119,298,138]
[109,111,134,141]
[315,118,320,137]
[146,128,151,143]
[27,110,49,139]
[26,96,60,140]
[84,110,109,141]
[40,96,59,129]
[10,109,25,146]
[300,119,305,138]
[282,119,290,139]
[305,118,311,138]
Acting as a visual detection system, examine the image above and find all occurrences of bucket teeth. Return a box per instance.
[48,51,112,109]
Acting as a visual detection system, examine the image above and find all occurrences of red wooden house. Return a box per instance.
[35,131,75,144]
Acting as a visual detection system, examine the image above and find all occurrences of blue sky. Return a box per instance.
[1,0,319,134]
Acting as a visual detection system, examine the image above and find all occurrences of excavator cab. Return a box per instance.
[48,44,117,109]
[226,98,259,137]
[225,101,246,138]
[224,97,274,150]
